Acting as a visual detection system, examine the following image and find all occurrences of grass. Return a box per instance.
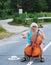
[8,21,23,26]
[0,26,6,32]
[0,26,14,40]
[8,21,30,27]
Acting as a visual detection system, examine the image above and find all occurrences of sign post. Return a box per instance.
[19,9,23,14]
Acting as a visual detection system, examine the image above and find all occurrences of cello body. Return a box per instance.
[24,34,43,57]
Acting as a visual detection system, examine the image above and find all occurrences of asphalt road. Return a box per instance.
[0,24,51,65]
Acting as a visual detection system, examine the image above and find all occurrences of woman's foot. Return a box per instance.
[21,57,27,62]
[39,57,44,62]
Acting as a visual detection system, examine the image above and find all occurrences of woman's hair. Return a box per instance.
[30,22,38,29]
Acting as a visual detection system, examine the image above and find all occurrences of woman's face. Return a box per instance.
[32,26,37,31]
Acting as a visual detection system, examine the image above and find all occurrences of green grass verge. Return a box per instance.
[0,26,14,40]
[0,26,6,32]
[8,21,23,26]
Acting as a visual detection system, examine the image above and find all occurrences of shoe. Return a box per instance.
[39,57,44,62]
[21,57,26,62]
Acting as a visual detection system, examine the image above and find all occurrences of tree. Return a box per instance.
[0,0,11,18]
[22,0,48,12]
[46,0,51,11]
[10,0,22,13]
[22,0,36,12]
[35,0,48,12]
[10,0,17,12]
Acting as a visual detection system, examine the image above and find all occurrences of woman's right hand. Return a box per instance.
[22,33,26,39]
[22,31,29,39]
[22,36,26,39]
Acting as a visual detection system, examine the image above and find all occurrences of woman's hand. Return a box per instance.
[22,36,27,39]
[22,33,26,39]
[22,31,29,39]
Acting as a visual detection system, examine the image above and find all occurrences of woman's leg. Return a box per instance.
[21,55,30,62]
[39,47,44,62]
[21,44,30,62]
[21,56,27,62]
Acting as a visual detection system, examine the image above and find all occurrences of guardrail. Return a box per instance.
[25,18,33,22]
[25,17,51,22]
[38,17,51,22]
[38,17,51,19]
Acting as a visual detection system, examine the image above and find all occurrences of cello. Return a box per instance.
[24,29,43,57]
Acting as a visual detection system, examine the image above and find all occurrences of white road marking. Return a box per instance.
[27,61,33,65]
[26,42,51,65]
[43,42,51,52]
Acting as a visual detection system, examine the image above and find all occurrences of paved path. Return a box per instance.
[0,19,29,33]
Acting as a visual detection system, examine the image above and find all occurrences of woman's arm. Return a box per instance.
[22,31,29,39]
[39,28,45,39]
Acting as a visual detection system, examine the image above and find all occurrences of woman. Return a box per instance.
[21,22,45,62]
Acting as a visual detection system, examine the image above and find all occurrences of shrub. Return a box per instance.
[13,14,25,24]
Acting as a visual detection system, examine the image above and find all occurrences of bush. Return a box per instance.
[14,17,23,24]
[13,13,26,24]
